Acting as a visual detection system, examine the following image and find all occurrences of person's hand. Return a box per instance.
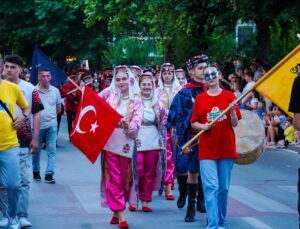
[229,102,237,112]
[30,138,39,154]
[120,117,129,131]
[202,122,211,131]
[13,115,25,129]
[182,146,192,154]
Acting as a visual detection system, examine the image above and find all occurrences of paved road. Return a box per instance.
[28,117,299,228]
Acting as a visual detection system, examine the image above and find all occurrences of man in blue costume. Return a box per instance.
[167,54,208,222]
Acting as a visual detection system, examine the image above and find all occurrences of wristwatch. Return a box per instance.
[23,113,28,119]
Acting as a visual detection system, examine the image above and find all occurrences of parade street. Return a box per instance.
[28,117,299,229]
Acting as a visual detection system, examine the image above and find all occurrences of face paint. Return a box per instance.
[204,69,219,81]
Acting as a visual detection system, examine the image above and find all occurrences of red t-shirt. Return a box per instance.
[190,90,242,160]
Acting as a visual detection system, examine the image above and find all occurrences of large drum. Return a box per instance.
[234,110,265,164]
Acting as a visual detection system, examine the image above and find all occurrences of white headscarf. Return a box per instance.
[110,65,140,100]
[139,72,158,107]
[158,63,181,90]
[175,69,187,85]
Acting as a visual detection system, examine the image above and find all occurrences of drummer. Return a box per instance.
[188,65,242,229]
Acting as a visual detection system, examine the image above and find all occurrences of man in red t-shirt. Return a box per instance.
[190,65,242,229]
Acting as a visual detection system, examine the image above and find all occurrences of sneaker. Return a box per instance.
[45,174,55,184]
[0,217,9,228]
[18,217,32,228]
[9,218,20,229]
[33,171,41,181]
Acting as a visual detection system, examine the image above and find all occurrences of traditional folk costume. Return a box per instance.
[130,65,142,83]
[156,63,181,199]
[175,69,188,87]
[168,54,208,222]
[98,66,144,214]
[133,73,167,211]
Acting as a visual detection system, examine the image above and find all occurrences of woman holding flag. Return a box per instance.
[98,65,144,228]
[189,65,242,229]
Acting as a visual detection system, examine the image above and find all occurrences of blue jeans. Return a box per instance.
[200,159,234,229]
[18,148,31,217]
[32,126,57,175]
[0,148,31,218]
[0,147,20,218]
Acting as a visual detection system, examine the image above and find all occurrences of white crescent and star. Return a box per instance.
[71,105,99,136]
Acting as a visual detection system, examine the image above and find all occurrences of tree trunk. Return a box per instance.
[256,21,271,66]
[164,43,175,63]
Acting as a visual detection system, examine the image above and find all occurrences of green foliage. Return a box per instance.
[270,18,300,65]
[103,37,163,66]
[1,0,299,69]
[0,0,111,69]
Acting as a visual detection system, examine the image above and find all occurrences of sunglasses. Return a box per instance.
[204,70,218,81]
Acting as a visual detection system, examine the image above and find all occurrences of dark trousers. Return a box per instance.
[66,111,76,135]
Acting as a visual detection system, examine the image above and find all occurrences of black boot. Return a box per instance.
[185,183,197,222]
[176,175,188,208]
[197,175,206,213]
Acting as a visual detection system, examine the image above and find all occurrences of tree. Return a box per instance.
[0,0,112,70]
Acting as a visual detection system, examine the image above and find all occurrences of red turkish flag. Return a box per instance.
[70,86,122,163]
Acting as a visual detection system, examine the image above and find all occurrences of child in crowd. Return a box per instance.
[267,106,287,147]
[284,118,294,146]
[232,81,242,99]
[245,91,259,111]
[278,118,294,147]
[256,100,265,119]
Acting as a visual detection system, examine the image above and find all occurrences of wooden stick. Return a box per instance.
[181,88,253,152]
[67,82,92,95]
[68,77,81,90]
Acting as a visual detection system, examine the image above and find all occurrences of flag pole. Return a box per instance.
[66,82,92,95]
[67,77,81,91]
[66,76,93,95]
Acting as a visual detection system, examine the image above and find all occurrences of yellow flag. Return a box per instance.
[254,45,300,117]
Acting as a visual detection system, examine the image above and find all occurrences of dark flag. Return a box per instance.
[30,47,67,88]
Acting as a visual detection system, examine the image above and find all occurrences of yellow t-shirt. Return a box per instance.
[0,80,28,150]
[284,125,295,143]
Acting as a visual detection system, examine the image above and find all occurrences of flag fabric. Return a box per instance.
[70,86,123,163]
[30,47,67,88]
[254,45,300,117]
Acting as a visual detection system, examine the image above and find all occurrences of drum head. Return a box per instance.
[234,110,265,164]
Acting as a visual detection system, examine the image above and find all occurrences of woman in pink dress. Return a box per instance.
[98,65,144,228]
[128,72,167,212]
[157,63,181,200]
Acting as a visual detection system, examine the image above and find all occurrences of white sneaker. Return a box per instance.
[0,217,9,228]
[9,218,20,229]
[18,217,32,228]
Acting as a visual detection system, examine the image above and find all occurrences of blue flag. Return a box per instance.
[30,47,67,88]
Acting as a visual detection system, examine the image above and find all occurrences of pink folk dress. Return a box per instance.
[135,98,167,203]
[157,84,181,187]
[99,87,144,211]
